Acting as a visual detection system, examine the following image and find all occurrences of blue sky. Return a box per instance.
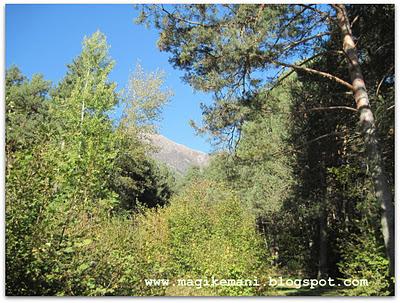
[6,4,213,153]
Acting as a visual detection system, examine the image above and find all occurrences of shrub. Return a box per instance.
[131,180,272,296]
[7,177,272,295]
[338,234,392,296]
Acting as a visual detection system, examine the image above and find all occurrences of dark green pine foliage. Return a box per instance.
[137,4,324,146]
[280,4,394,294]
[138,3,394,295]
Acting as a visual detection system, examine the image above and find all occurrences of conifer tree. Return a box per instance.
[137,4,394,275]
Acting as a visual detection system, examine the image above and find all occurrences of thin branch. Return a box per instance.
[376,65,394,97]
[300,131,342,146]
[271,60,354,91]
[281,31,331,53]
[160,5,216,28]
[309,106,357,113]
[266,50,345,93]
[299,4,336,24]
[350,15,359,28]
[299,50,344,66]
[271,6,309,49]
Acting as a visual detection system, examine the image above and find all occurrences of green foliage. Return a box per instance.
[6,31,121,295]
[196,82,295,217]
[111,150,175,210]
[338,234,391,296]
[233,85,295,215]
[6,31,175,295]
[6,145,54,295]
[327,163,391,297]
[132,181,272,296]
[136,4,330,147]
[121,64,173,134]
[111,63,175,210]
[5,66,54,295]
[6,66,51,154]
[8,181,271,296]
[46,31,119,205]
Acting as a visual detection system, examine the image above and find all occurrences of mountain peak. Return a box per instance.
[146,133,209,175]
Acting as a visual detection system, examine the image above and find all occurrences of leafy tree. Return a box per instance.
[46,31,119,209]
[6,66,51,157]
[6,31,121,294]
[132,180,271,296]
[112,64,175,210]
[5,67,53,295]
[6,32,177,295]
[121,64,173,134]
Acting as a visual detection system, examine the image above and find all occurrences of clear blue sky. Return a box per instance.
[6,4,213,153]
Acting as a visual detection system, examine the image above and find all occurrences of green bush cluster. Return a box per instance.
[132,180,272,296]
[338,235,392,296]
[10,181,271,296]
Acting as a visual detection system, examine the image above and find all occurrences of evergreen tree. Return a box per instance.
[137,3,394,276]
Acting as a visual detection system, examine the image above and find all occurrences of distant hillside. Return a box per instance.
[146,133,209,175]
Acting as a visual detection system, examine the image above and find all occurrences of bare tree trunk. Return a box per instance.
[318,166,328,279]
[334,4,394,276]
[318,199,328,279]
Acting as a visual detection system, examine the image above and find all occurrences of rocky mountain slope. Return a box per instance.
[146,133,209,175]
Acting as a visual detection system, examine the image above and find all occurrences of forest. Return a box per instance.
[5,4,394,296]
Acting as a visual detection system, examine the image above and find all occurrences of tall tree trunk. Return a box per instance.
[318,197,328,279]
[334,4,394,276]
[318,165,328,279]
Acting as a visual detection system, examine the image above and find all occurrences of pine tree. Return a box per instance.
[137,3,394,276]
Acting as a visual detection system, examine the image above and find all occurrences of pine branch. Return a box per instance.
[266,50,345,92]
[281,31,331,53]
[300,4,336,24]
[308,106,357,113]
[271,60,354,91]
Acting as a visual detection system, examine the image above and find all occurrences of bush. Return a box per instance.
[132,180,272,296]
[338,234,392,296]
[20,181,272,296]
